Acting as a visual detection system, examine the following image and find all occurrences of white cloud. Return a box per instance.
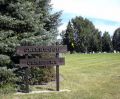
[51,0,120,35]
[51,0,120,22]
[95,24,118,36]
[58,21,119,35]
[58,23,67,32]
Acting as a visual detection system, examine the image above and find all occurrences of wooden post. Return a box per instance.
[56,42,60,91]
[24,55,29,93]
[56,52,59,91]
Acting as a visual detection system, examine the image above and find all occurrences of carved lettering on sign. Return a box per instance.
[19,58,65,67]
[16,46,67,55]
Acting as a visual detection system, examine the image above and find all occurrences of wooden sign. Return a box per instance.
[16,44,67,92]
[16,45,67,55]
[19,58,65,67]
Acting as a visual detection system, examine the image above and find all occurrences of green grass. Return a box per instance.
[1,53,120,99]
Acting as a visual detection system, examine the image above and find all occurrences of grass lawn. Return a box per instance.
[1,53,120,99]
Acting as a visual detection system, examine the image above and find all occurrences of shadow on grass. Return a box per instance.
[35,86,54,91]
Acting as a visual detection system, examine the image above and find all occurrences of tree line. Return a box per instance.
[62,16,120,53]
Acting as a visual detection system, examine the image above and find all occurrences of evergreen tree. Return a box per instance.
[112,27,120,51]
[63,16,102,53]
[63,21,74,53]
[88,30,102,52]
[102,32,113,52]
[0,0,61,66]
[0,0,61,89]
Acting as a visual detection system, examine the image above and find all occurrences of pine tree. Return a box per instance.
[0,0,61,66]
[63,21,74,53]
[102,32,113,52]
[88,29,102,52]
[0,0,61,89]
[63,16,102,53]
[112,27,120,51]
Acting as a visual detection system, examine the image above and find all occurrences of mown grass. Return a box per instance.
[1,53,120,99]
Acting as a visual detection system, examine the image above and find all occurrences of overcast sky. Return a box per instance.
[51,0,120,36]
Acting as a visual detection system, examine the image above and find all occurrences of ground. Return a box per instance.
[1,53,120,99]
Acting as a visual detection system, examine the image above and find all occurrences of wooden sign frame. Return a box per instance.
[16,45,67,55]
[19,58,65,67]
[16,45,67,93]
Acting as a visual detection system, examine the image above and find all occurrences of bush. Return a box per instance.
[15,61,55,92]
[28,53,56,85]
[0,83,16,94]
[14,51,56,92]
[0,67,18,94]
[29,67,55,85]
[0,55,11,67]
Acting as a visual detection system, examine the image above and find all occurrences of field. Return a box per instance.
[1,53,120,99]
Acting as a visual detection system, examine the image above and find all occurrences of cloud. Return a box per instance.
[88,18,120,35]
[58,23,67,32]
[51,0,120,35]
[95,24,119,35]
[51,0,120,22]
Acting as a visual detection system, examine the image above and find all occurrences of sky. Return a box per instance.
[51,0,120,36]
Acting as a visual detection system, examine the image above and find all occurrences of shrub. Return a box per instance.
[29,67,55,85]
[0,55,11,67]
[15,67,55,92]
[13,48,56,92]
[0,67,18,94]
